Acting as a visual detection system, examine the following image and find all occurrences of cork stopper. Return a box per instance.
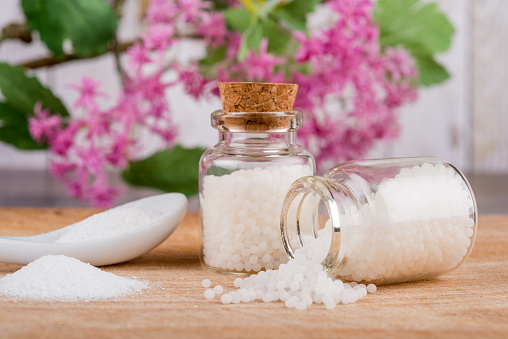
[218,82,298,113]
[213,82,303,133]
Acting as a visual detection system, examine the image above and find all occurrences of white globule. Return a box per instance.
[207,228,375,310]
[204,289,215,300]
[337,163,476,283]
[201,165,313,272]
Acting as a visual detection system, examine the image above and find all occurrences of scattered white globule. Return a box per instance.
[337,163,476,283]
[204,229,375,310]
[204,289,215,300]
[201,165,313,272]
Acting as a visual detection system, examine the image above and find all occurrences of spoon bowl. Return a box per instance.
[0,193,188,266]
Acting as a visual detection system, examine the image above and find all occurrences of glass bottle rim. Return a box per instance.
[280,176,347,274]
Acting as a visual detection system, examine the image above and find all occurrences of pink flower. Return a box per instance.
[69,77,107,110]
[29,103,61,142]
[89,186,121,208]
[50,120,83,156]
[88,175,123,208]
[327,0,373,29]
[66,180,85,200]
[225,32,242,60]
[126,43,152,69]
[34,0,420,206]
[178,0,210,23]
[204,0,419,172]
[78,144,105,175]
[151,125,178,144]
[142,23,175,51]
[40,69,177,207]
[85,111,110,138]
[286,0,417,170]
[146,0,179,24]
[106,131,133,168]
[178,66,209,100]
[197,12,227,48]
[126,71,171,120]
[49,161,76,179]
[383,46,418,82]
[294,32,324,63]
[237,39,285,81]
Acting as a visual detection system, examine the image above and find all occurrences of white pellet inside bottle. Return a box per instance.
[201,164,313,274]
[281,158,478,285]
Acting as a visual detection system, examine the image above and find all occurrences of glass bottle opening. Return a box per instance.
[280,176,350,274]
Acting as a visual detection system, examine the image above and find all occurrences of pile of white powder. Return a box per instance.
[202,229,376,310]
[0,255,146,301]
[201,164,313,272]
[335,163,476,283]
[56,207,164,243]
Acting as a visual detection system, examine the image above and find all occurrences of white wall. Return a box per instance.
[0,0,506,173]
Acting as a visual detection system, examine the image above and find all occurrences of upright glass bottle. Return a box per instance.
[281,157,477,285]
[199,82,315,275]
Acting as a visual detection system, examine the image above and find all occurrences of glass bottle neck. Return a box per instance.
[217,131,298,155]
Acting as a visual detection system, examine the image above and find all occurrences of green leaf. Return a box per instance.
[245,21,264,50]
[0,63,69,116]
[375,0,453,53]
[0,63,69,150]
[414,54,450,86]
[198,46,227,78]
[238,21,264,60]
[0,103,44,150]
[261,17,291,55]
[21,0,117,58]
[122,145,205,197]
[0,125,43,150]
[272,0,321,31]
[225,7,251,32]
[0,103,27,125]
[374,0,454,86]
[199,46,227,67]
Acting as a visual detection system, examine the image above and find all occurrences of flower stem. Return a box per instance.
[112,35,126,86]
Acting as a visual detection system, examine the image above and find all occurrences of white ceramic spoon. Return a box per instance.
[0,193,188,266]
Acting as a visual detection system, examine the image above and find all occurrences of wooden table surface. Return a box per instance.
[0,209,507,339]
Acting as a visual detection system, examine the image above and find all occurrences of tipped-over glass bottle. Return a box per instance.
[281,157,477,285]
[199,82,315,275]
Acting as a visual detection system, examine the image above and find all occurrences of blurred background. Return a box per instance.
[0,0,506,212]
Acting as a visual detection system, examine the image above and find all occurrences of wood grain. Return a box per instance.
[0,209,507,339]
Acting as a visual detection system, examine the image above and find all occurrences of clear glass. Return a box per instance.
[281,157,478,285]
[199,110,315,276]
